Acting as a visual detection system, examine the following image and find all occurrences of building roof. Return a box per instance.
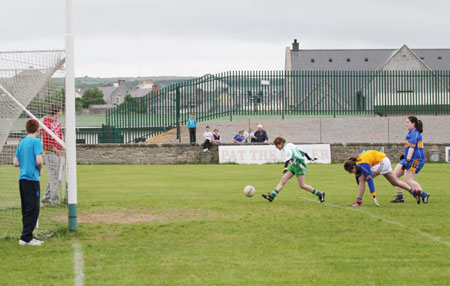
[90,104,115,109]
[290,48,450,71]
[130,88,152,98]
[98,85,116,103]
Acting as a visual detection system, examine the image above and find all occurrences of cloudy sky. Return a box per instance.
[2,0,449,77]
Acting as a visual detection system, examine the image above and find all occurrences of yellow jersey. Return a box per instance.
[356,150,386,167]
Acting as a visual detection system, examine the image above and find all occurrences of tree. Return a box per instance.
[81,87,106,108]
[75,97,83,111]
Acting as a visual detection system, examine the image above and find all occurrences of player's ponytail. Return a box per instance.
[343,157,357,173]
[408,116,423,133]
[416,120,423,133]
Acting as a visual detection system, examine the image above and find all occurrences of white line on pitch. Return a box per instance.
[73,242,85,286]
[299,196,450,247]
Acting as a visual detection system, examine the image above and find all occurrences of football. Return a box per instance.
[243,185,256,197]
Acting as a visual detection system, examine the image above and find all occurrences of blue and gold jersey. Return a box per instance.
[404,128,424,161]
[354,150,386,195]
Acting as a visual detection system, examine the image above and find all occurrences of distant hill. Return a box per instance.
[75,76,196,89]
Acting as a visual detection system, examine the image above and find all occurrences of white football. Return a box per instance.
[243,185,256,197]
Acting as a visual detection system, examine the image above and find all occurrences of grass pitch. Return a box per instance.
[0,163,449,285]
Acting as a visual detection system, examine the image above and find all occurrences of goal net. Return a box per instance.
[0,50,67,239]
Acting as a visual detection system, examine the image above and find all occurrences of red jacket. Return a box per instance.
[42,116,62,152]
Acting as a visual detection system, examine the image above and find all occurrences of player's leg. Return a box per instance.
[404,170,422,191]
[296,175,313,192]
[46,153,61,204]
[262,171,294,202]
[19,180,40,244]
[41,153,52,204]
[391,163,405,203]
[404,166,430,203]
[297,175,325,203]
[384,171,416,192]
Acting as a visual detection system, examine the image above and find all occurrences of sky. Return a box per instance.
[2,0,450,77]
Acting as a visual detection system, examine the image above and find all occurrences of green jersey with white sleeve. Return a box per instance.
[283,142,308,176]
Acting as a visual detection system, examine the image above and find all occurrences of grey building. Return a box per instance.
[99,79,132,105]
[284,40,450,114]
[285,39,450,71]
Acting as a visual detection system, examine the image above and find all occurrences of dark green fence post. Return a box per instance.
[176,84,181,142]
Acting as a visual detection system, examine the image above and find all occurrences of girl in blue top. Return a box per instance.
[391,116,430,204]
[233,129,245,143]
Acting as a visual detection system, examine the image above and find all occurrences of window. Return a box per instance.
[328,58,333,62]
[364,58,368,62]
[346,58,351,62]
[311,58,315,63]
[438,56,442,60]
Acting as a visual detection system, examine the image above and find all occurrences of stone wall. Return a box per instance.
[2,143,447,165]
[330,143,446,163]
[75,143,448,164]
[76,144,219,165]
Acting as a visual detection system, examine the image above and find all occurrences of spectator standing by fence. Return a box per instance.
[41,103,65,205]
[187,113,197,145]
[244,128,254,143]
[253,124,268,143]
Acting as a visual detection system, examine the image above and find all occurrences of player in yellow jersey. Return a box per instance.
[344,150,420,206]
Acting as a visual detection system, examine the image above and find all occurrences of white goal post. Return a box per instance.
[0,49,69,238]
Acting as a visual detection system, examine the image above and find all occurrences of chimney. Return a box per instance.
[118,79,126,86]
[292,39,299,52]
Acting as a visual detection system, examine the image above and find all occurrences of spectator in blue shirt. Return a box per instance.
[187,113,197,145]
[233,129,245,143]
[13,119,44,246]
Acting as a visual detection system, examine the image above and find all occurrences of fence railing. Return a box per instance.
[99,70,450,143]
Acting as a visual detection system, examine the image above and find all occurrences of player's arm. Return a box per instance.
[401,148,415,170]
[359,163,376,196]
[355,175,360,185]
[298,148,317,161]
[403,133,418,169]
[36,154,43,176]
[304,153,318,161]
[282,160,290,173]
[282,148,293,174]
[357,174,366,198]
[13,156,19,167]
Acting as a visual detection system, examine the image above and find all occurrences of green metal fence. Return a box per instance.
[98,70,450,143]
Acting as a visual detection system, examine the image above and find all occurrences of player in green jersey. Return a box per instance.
[262,137,325,203]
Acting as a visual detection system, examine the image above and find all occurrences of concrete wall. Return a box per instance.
[163,116,450,145]
[74,143,448,165]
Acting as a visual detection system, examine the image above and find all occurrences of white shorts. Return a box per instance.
[371,157,392,176]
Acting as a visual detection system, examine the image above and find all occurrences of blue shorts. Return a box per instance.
[399,159,425,174]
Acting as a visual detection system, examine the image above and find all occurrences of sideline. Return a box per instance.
[73,242,84,286]
[299,196,450,247]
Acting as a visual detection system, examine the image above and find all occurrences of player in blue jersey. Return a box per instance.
[262,137,325,203]
[344,150,421,207]
[390,116,430,204]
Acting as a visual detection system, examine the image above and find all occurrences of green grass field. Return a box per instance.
[0,163,449,285]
